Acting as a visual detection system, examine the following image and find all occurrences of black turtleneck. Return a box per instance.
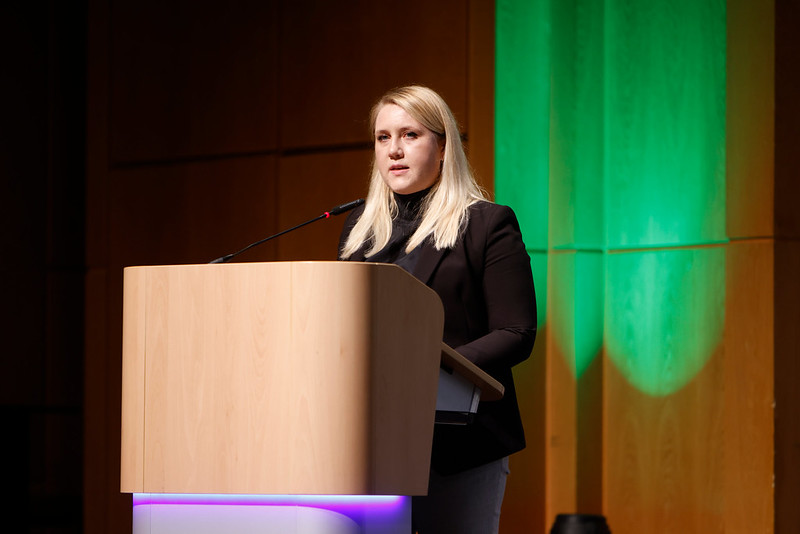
[366,187,431,273]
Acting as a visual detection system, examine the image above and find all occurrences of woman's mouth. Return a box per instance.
[389,164,409,175]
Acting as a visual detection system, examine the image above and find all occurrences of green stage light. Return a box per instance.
[550,252,605,378]
[605,247,725,395]
[496,0,726,392]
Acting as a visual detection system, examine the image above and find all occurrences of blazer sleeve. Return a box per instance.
[454,204,537,370]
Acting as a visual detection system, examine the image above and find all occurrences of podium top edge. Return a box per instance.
[123,261,404,271]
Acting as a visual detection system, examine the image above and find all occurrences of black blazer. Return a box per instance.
[340,200,537,474]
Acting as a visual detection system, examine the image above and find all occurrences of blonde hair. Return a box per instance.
[340,85,487,259]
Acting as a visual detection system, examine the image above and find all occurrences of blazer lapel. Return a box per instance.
[346,239,447,286]
[412,242,449,285]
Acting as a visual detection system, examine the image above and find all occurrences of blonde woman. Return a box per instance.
[339,86,537,534]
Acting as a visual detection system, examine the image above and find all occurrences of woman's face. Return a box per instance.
[374,104,444,195]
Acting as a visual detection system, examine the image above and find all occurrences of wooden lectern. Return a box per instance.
[121,261,502,534]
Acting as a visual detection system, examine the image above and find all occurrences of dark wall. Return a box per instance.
[774,1,800,530]
[1,2,86,532]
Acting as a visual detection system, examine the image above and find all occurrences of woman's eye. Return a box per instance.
[405,131,418,139]
[376,134,389,142]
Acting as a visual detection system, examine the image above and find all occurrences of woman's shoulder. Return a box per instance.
[467,200,519,223]
[463,200,528,255]
[461,201,523,244]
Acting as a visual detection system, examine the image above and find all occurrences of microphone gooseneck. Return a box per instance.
[209,198,365,264]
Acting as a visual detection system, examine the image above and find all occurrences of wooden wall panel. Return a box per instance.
[108,157,279,266]
[545,326,578,522]
[599,242,778,534]
[726,0,774,239]
[501,335,547,534]
[576,349,604,515]
[467,0,496,194]
[110,1,279,164]
[604,346,725,534]
[277,150,373,261]
[278,0,469,149]
[723,240,775,533]
[774,240,800,533]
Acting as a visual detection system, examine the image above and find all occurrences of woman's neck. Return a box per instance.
[393,186,432,221]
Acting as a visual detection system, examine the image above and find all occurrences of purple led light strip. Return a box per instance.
[133,493,407,514]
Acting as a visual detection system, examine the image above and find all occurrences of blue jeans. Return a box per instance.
[412,456,510,534]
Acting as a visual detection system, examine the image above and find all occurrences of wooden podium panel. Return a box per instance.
[121,262,444,496]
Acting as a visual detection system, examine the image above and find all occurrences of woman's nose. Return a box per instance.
[389,139,403,159]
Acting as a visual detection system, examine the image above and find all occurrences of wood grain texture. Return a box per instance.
[120,268,146,491]
[121,262,444,495]
[546,331,577,522]
[500,333,548,534]
[722,239,778,533]
[723,240,775,532]
[604,346,725,534]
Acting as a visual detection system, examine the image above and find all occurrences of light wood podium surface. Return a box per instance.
[121,261,445,496]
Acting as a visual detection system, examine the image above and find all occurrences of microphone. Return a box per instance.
[328,198,366,216]
[209,198,365,264]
